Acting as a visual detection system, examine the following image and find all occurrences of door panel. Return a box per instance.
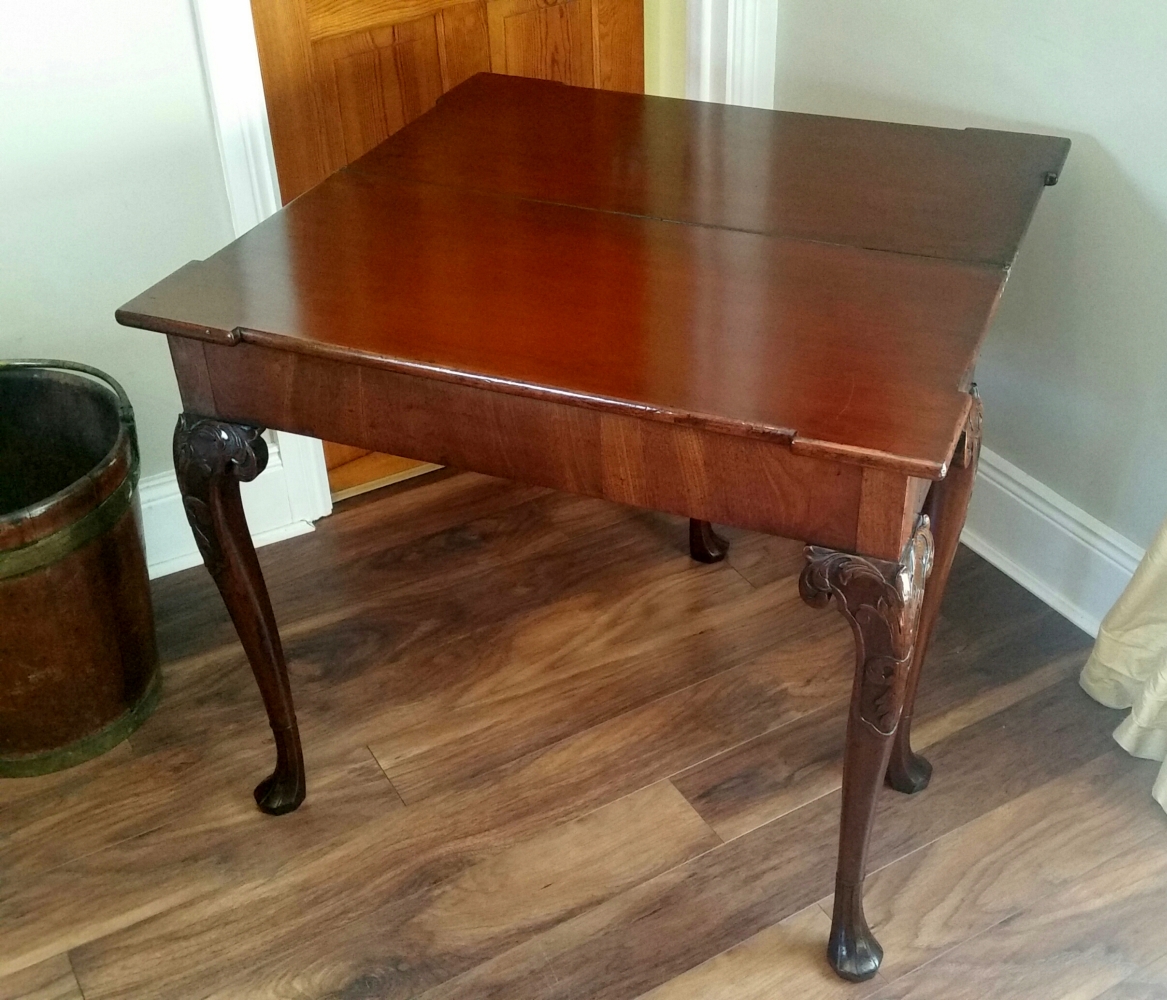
[439,3,492,90]
[488,0,594,86]
[251,0,643,497]
[313,16,447,172]
[593,0,642,91]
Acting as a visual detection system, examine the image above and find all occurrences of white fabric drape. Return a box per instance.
[1081,515,1167,812]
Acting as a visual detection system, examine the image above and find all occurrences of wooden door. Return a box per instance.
[251,0,643,496]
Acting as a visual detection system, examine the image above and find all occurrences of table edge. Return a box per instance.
[120,305,963,480]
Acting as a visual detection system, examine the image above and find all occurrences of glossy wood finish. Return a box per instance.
[118,75,1066,478]
[115,77,1068,982]
[125,172,992,477]
[5,477,1142,1000]
[354,74,1069,266]
[165,336,909,559]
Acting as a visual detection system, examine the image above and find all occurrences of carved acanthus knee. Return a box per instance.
[173,415,268,577]
[800,521,934,736]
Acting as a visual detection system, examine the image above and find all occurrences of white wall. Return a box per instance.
[0,0,235,479]
[1,0,329,575]
[766,1,1167,553]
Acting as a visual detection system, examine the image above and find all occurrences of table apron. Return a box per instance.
[170,337,930,559]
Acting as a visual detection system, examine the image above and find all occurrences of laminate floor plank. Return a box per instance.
[719,525,807,589]
[869,837,1167,1000]
[674,648,1083,842]
[1,480,575,875]
[1,744,402,977]
[0,492,741,877]
[150,471,551,662]
[414,679,1122,1000]
[0,741,134,814]
[70,782,720,1000]
[0,685,402,882]
[373,575,832,802]
[0,954,83,1000]
[633,902,862,1000]
[857,750,1167,985]
[1093,953,1167,1000]
[64,627,851,999]
[136,493,757,775]
[638,751,1165,1000]
[137,544,749,778]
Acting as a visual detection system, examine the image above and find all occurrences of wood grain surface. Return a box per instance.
[3,472,1145,999]
[123,173,992,476]
[0,955,83,1000]
[354,74,1068,266]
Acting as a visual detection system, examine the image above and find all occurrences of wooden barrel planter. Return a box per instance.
[0,360,159,776]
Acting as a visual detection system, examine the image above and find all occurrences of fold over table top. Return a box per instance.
[118,74,1068,479]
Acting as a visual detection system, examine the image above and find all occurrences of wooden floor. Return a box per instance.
[3,471,1165,1000]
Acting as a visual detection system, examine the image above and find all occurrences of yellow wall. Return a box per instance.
[643,0,687,98]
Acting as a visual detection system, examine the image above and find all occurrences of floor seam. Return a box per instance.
[723,556,761,591]
[67,952,88,1000]
[366,745,408,809]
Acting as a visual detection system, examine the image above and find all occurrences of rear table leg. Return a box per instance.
[886,391,982,794]
[800,520,934,980]
[689,519,729,562]
[173,414,306,815]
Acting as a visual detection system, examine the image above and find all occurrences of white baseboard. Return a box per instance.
[139,447,317,579]
[962,447,1145,637]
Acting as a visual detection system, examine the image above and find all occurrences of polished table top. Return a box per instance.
[119,74,1069,480]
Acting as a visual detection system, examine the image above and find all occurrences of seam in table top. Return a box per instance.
[337,161,1018,273]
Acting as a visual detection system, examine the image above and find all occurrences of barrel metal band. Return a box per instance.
[0,468,139,581]
[0,670,161,777]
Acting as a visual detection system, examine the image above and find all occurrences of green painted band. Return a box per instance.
[0,670,161,778]
[0,462,139,581]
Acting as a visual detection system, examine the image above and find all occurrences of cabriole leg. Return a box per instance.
[800,520,934,981]
[173,414,306,815]
[886,391,982,793]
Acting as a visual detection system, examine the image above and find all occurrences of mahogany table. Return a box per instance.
[117,74,1068,982]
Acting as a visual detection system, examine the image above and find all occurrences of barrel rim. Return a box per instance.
[0,361,140,551]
